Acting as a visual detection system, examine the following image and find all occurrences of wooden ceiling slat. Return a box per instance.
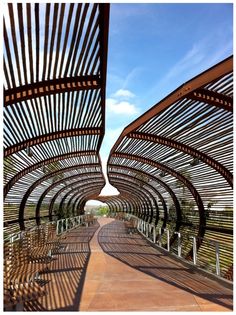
[3,59,11,89]
[53,3,65,79]
[78,14,99,75]
[7,4,22,86]
[3,20,17,88]
[58,4,74,78]
[64,3,83,77]
[46,3,59,80]
[17,4,28,85]
[42,3,51,81]
[34,3,40,82]
[74,4,98,76]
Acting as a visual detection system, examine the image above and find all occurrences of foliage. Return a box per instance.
[43,161,64,183]
[4,156,16,181]
[97,205,109,216]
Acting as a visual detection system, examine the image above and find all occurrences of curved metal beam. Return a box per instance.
[112,152,206,258]
[188,88,233,112]
[19,173,104,228]
[4,75,101,107]
[128,132,233,187]
[33,164,100,215]
[109,164,180,227]
[4,150,97,198]
[109,172,159,224]
[48,180,104,220]
[35,171,103,223]
[109,56,233,154]
[110,180,153,221]
[58,181,104,218]
[109,169,167,225]
[4,128,102,157]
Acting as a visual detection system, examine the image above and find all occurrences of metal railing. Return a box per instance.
[56,215,84,235]
[4,216,86,243]
[131,215,224,279]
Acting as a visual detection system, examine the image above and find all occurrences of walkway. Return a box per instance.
[80,218,233,311]
[24,218,233,311]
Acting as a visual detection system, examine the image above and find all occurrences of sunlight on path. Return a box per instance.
[79,218,232,311]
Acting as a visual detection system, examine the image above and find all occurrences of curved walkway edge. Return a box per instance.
[79,218,233,311]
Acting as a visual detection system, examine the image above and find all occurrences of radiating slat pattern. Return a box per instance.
[105,57,233,279]
[3,3,109,236]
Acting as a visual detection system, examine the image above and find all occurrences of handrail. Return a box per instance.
[123,214,225,279]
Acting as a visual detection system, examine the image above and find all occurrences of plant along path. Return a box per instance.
[79,218,233,311]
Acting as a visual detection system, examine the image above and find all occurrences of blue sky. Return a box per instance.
[99,2,233,196]
[100,3,233,162]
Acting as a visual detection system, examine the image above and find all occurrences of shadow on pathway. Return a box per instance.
[98,220,233,311]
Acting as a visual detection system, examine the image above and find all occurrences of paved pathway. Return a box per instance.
[80,218,233,311]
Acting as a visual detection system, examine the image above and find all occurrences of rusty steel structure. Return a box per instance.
[104,56,233,278]
[4,3,109,234]
[3,3,233,282]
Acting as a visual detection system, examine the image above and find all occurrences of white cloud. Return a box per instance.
[112,89,135,99]
[106,98,139,115]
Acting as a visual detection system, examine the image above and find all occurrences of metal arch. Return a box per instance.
[109,172,159,223]
[109,170,165,225]
[49,182,104,221]
[113,193,141,216]
[108,184,148,219]
[4,75,101,107]
[58,181,104,217]
[187,88,233,112]
[36,171,103,222]
[128,132,233,188]
[110,180,153,221]
[112,152,206,257]
[109,56,233,154]
[121,192,146,217]
[100,196,129,215]
[34,164,101,215]
[110,168,168,228]
[19,173,104,229]
[120,193,142,216]
[4,150,97,198]
[35,168,101,221]
[74,189,103,216]
[4,128,102,157]
[48,178,105,219]
[109,164,180,227]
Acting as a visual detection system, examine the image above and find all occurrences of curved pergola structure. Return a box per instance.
[3,3,109,234]
[105,56,233,276]
[3,3,233,282]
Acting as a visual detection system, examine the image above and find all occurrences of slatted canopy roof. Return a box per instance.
[3,3,109,234]
[104,56,233,277]
[2,2,233,281]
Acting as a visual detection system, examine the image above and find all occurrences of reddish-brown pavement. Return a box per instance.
[79,217,233,312]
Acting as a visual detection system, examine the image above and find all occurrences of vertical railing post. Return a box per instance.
[56,220,59,235]
[62,219,64,233]
[153,226,156,243]
[175,232,181,257]
[158,228,162,247]
[146,223,149,237]
[192,236,197,265]
[164,228,170,252]
[215,242,220,276]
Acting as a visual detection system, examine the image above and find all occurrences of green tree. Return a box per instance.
[97,205,109,216]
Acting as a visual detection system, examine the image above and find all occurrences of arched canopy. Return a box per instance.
[106,56,233,259]
[3,3,110,233]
